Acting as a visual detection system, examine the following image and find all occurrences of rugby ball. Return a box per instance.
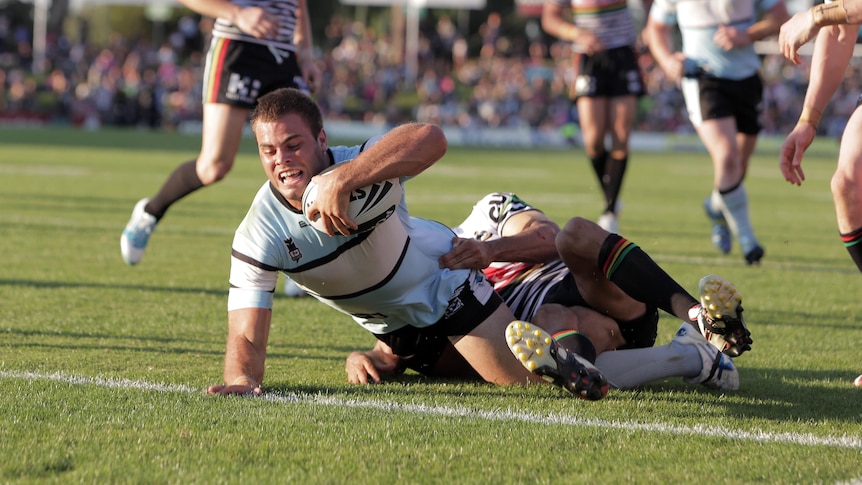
[302,177,401,235]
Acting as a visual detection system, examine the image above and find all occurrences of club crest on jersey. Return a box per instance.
[284,237,302,263]
[443,284,465,319]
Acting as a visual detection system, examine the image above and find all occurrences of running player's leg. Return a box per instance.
[148,104,247,219]
[602,94,637,226]
[696,117,763,263]
[577,96,616,220]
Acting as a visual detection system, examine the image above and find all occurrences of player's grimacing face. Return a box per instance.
[254,113,329,207]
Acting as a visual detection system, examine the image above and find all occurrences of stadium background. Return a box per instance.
[1,0,858,148]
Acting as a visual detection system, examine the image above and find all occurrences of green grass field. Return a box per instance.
[1,126,860,484]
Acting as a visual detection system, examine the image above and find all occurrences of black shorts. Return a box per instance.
[375,271,503,375]
[681,74,763,135]
[572,46,645,99]
[202,37,307,108]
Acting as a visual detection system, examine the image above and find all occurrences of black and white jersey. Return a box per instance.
[452,192,570,322]
[212,0,300,51]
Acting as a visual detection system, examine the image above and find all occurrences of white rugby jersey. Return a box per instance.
[452,193,569,322]
[547,0,638,51]
[212,0,300,51]
[650,0,781,80]
[228,139,472,335]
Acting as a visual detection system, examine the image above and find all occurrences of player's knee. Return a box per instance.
[556,217,595,254]
[197,158,234,185]
[831,169,857,196]
[532,304,575,330]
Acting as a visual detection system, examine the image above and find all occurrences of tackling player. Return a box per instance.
[345,192,751,393]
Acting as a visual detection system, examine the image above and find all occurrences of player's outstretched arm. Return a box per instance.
[207,308,271,396]
[440,211,560,270]
[779,23,858,185]
[778,0,862,64]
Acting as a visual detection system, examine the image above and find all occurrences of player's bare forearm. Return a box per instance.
[440,210,561,270]
[645,19,683,80]
[209,308,271,395]
[801,23,858,123]
[326,123,447,193]
[541,3,572,40]
[487,223,560,263]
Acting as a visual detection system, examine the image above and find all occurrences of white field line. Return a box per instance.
[3,370,861,451]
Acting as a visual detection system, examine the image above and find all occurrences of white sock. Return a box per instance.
[715,184,759,254]
[595,343,701,390]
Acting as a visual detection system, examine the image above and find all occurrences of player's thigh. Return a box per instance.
[556,216,605,267]
[693,117,742,186]
[198,103,249,175]
[452,304,539,385]
[836,106,862,185]
[833,107,862,230]
[532,303,625,352]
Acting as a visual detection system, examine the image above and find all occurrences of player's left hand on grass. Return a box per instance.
[345,351,400,384]
[206,383,263,396]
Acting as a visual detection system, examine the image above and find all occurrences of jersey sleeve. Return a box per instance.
[649,0,677,24]
[227,228,280,311]
[453,192,540,241]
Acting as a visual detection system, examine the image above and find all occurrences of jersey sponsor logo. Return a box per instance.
[283,237,302,263]
[575,75,595,97]
[226,73,261,104]
[487,193,528,223]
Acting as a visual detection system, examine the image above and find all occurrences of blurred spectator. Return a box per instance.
[2,8,859,140]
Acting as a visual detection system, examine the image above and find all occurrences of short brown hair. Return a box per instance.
[250,88,323,136]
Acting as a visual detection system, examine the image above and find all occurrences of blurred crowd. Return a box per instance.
[1,10,861,138]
